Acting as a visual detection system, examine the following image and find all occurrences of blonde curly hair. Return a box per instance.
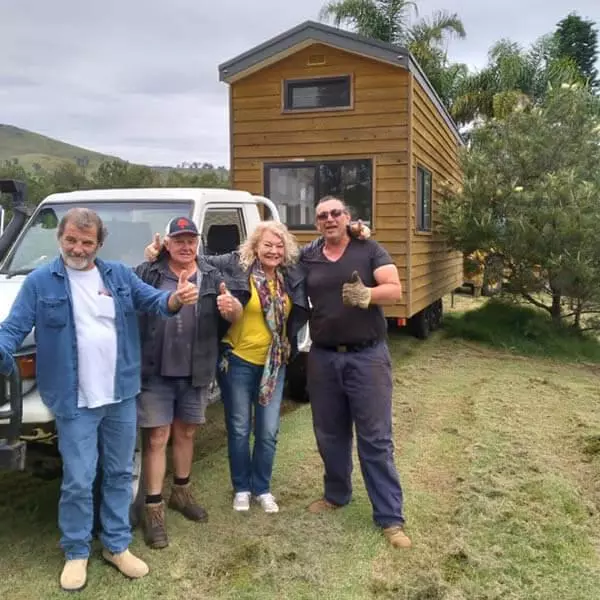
[238,220,300,271]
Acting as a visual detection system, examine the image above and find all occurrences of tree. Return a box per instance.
[451,35,581,125]
[165,169,229,188]
[0,159,231,219]
[439,83,600,328]
[91,160,162,189]
[319,0,467,106]
[555,13,599,88]
[50,163,88,192]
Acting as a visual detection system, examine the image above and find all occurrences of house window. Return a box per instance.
[416,166,432,232]
[264,159,372,228]
[283,76,351,111]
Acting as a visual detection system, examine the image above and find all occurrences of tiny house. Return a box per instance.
[218,20,464,337]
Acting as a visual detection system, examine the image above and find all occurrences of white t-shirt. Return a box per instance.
[66,266,118,409]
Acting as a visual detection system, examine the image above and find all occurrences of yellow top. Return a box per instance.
[223,278,292,366]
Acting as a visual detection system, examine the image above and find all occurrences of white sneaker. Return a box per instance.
[233,491,251,512]
[256,492,279,513]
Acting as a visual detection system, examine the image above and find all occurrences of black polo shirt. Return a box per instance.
[303,238,393,346]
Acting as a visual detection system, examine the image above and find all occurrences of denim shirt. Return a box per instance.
[0,256,175,418]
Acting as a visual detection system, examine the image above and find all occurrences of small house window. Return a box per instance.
[416,166,432,232]
[264,159,372,228]
[283,76,351,111]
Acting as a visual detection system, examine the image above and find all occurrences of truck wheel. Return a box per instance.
[286,353,309,403]
[93,431,144,535]
[429,299,443,331]
[409,306,431,340]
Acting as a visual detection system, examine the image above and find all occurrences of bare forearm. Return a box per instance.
[369,283,402,305]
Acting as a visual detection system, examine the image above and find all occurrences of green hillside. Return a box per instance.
[0,124,120,171]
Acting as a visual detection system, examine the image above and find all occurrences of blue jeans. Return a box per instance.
[54,398,137,559]
[217,350,285,496]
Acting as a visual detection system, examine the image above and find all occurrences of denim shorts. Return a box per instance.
[137,375,210,428]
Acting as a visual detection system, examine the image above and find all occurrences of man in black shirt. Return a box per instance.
[302,196,411,549]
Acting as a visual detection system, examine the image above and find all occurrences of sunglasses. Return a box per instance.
[316,208,345,221]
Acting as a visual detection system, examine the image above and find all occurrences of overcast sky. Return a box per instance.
[2,0,599,167]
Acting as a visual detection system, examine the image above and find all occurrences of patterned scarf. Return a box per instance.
[251,261,291,406]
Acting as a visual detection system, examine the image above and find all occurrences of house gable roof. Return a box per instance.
[218,20,463,145]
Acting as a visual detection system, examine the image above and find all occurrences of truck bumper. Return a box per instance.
[0,370,26,471]
[0,439,26,470]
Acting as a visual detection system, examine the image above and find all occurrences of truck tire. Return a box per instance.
[429,299,443,331]
[286,353,309,403]
[409,306,431,339]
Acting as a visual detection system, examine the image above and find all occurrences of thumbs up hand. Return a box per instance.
[174,269,199,306]
[342,270,371,309]
[144,233,163,262]
[348,220,371,240]
[217,280,242,321]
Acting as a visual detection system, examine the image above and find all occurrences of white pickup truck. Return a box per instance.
[0,182,310,523]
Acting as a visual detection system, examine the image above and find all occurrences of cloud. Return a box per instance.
[2,0,599,167]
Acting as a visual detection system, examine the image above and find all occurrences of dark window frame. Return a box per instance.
[416,165,433,233]
[264,159,373,230]
[282,75,352,112]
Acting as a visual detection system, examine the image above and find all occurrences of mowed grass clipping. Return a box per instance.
[444,297,600,362]
[1,327,600,599]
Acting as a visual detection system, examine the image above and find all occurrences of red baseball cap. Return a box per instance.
[165,216,199,237]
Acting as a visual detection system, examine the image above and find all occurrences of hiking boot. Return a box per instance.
[255,492,279,513]
[307,498,341,514]
[383,526,412,549]
[102,548,149,579]
[143,502,169,549]
[168,483,208,522]
[60,558,88,592]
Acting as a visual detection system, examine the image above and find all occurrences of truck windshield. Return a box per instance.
[0,201,193,274]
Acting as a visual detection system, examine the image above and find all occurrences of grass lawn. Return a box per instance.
[2,296,600,599]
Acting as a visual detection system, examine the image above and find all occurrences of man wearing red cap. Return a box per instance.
[134,216,231,549]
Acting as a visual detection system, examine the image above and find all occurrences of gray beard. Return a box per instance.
[60,248,94,271]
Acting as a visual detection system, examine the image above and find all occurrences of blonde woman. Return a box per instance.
[212,221,308,513]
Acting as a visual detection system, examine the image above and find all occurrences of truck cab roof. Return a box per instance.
[41,187,260,205]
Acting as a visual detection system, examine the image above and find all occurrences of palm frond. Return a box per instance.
[409,10,466,47]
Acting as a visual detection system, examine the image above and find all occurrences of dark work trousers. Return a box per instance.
[307,341,405,528]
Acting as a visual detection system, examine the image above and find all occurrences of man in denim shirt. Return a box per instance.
[0,208,198,592]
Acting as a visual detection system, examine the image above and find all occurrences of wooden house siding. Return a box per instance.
[229,44,411,313]
[409,77,463,315]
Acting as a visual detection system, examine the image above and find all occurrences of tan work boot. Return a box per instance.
[60,558,88,591]
[168,483,208,522]
[383,526,412,549]
[307,497,341,514]
[102,548,149,579]
[143,502,169,549]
